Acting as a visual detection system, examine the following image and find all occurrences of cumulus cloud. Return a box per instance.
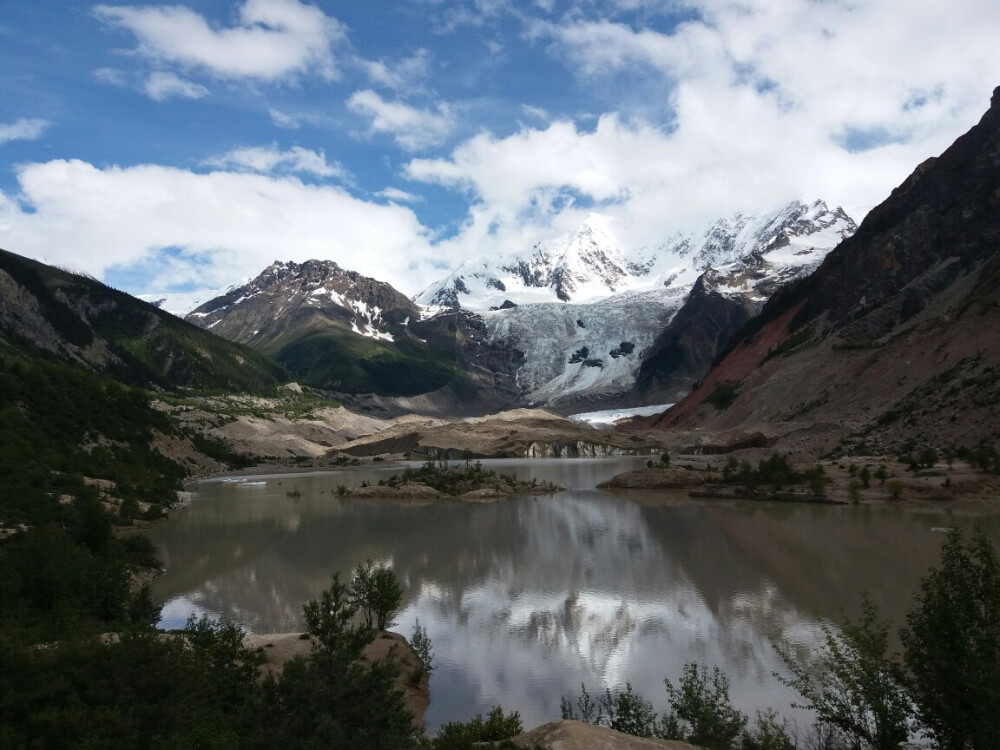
[0,160,449,297]
[402,0,1000,258]
[347,90,455,150]
[144,71,209,100]
[204,144,349,179]
[92,0,346,81]
[362,49,433,92]
[0,119,51,145]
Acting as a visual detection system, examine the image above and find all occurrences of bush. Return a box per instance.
[433,706,522,748]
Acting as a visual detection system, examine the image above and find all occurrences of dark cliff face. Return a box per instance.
[772,85,1000,340]
[635,275,756,401]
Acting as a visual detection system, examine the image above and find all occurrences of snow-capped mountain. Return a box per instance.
[416,200,856,313]
[187,259,415,346]
[417,200,857,406]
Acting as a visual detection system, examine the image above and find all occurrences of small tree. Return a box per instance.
[257,572,417,749]
[411,619,434,676]
[663,663,747,749]
[901,529,1000,750]
[560,682,661,738]
[351,559,404,631]
[775,595,911,750]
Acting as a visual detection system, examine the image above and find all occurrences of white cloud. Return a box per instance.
[362,49,432,92]
[205,144,349,179]
[144,71,209,101]
[93,0,346,82]
[0,119,50,145]
[347,90,455,150]
[93,67,129,86]
[401,0,1000,258]
[0,159,451,297]
[376,187,423,203]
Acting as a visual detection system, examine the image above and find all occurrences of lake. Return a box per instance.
[148,457,1000,732]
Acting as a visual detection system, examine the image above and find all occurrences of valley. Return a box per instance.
[2,73,999,750]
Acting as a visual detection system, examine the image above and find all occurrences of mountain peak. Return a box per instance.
[415,199,855,313]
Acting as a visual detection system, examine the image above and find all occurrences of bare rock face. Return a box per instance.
[635,276,756,402]
[510,720,702,750]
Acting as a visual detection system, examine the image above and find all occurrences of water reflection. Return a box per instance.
[148,459,1000,731]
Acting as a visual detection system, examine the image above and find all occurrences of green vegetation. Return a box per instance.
[714,453,829,500]
[0,350,187,526]
[705,381,740,410]
[0,564,420,749]
[375,459,558,496]
[351,559,404,630]
[775,595,911,750]
[902,529,1000,750]
[431,706,523,749]
[762,324,817,363]
[411,619,434,677]
[265,319,461,397]
[563,529,1000,750]
[0,248,288,394]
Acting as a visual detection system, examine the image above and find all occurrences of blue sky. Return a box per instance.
[1,0,999,305]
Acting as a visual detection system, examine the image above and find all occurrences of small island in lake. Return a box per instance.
[343,459,563,500]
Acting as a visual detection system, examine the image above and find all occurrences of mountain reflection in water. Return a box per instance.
[148,458,1000,731]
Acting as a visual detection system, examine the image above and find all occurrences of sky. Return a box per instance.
[1,0,999,306]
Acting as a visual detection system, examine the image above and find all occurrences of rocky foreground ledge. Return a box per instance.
[510,720,700,750]
[242,634,702,749]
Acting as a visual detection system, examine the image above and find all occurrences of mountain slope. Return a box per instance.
[0,249,287,393]
[185,260,520,405]
[639,86,1000,456]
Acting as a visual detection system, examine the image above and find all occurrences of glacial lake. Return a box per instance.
[148,457,1000,732]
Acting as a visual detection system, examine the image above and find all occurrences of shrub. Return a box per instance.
[433,706,522,748]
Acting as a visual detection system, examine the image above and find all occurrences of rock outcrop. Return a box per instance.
[509,720,701,750]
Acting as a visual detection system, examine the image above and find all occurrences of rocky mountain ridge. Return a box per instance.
[465,200,856,406]
[0,248,286,392]
[416,200,855,312]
